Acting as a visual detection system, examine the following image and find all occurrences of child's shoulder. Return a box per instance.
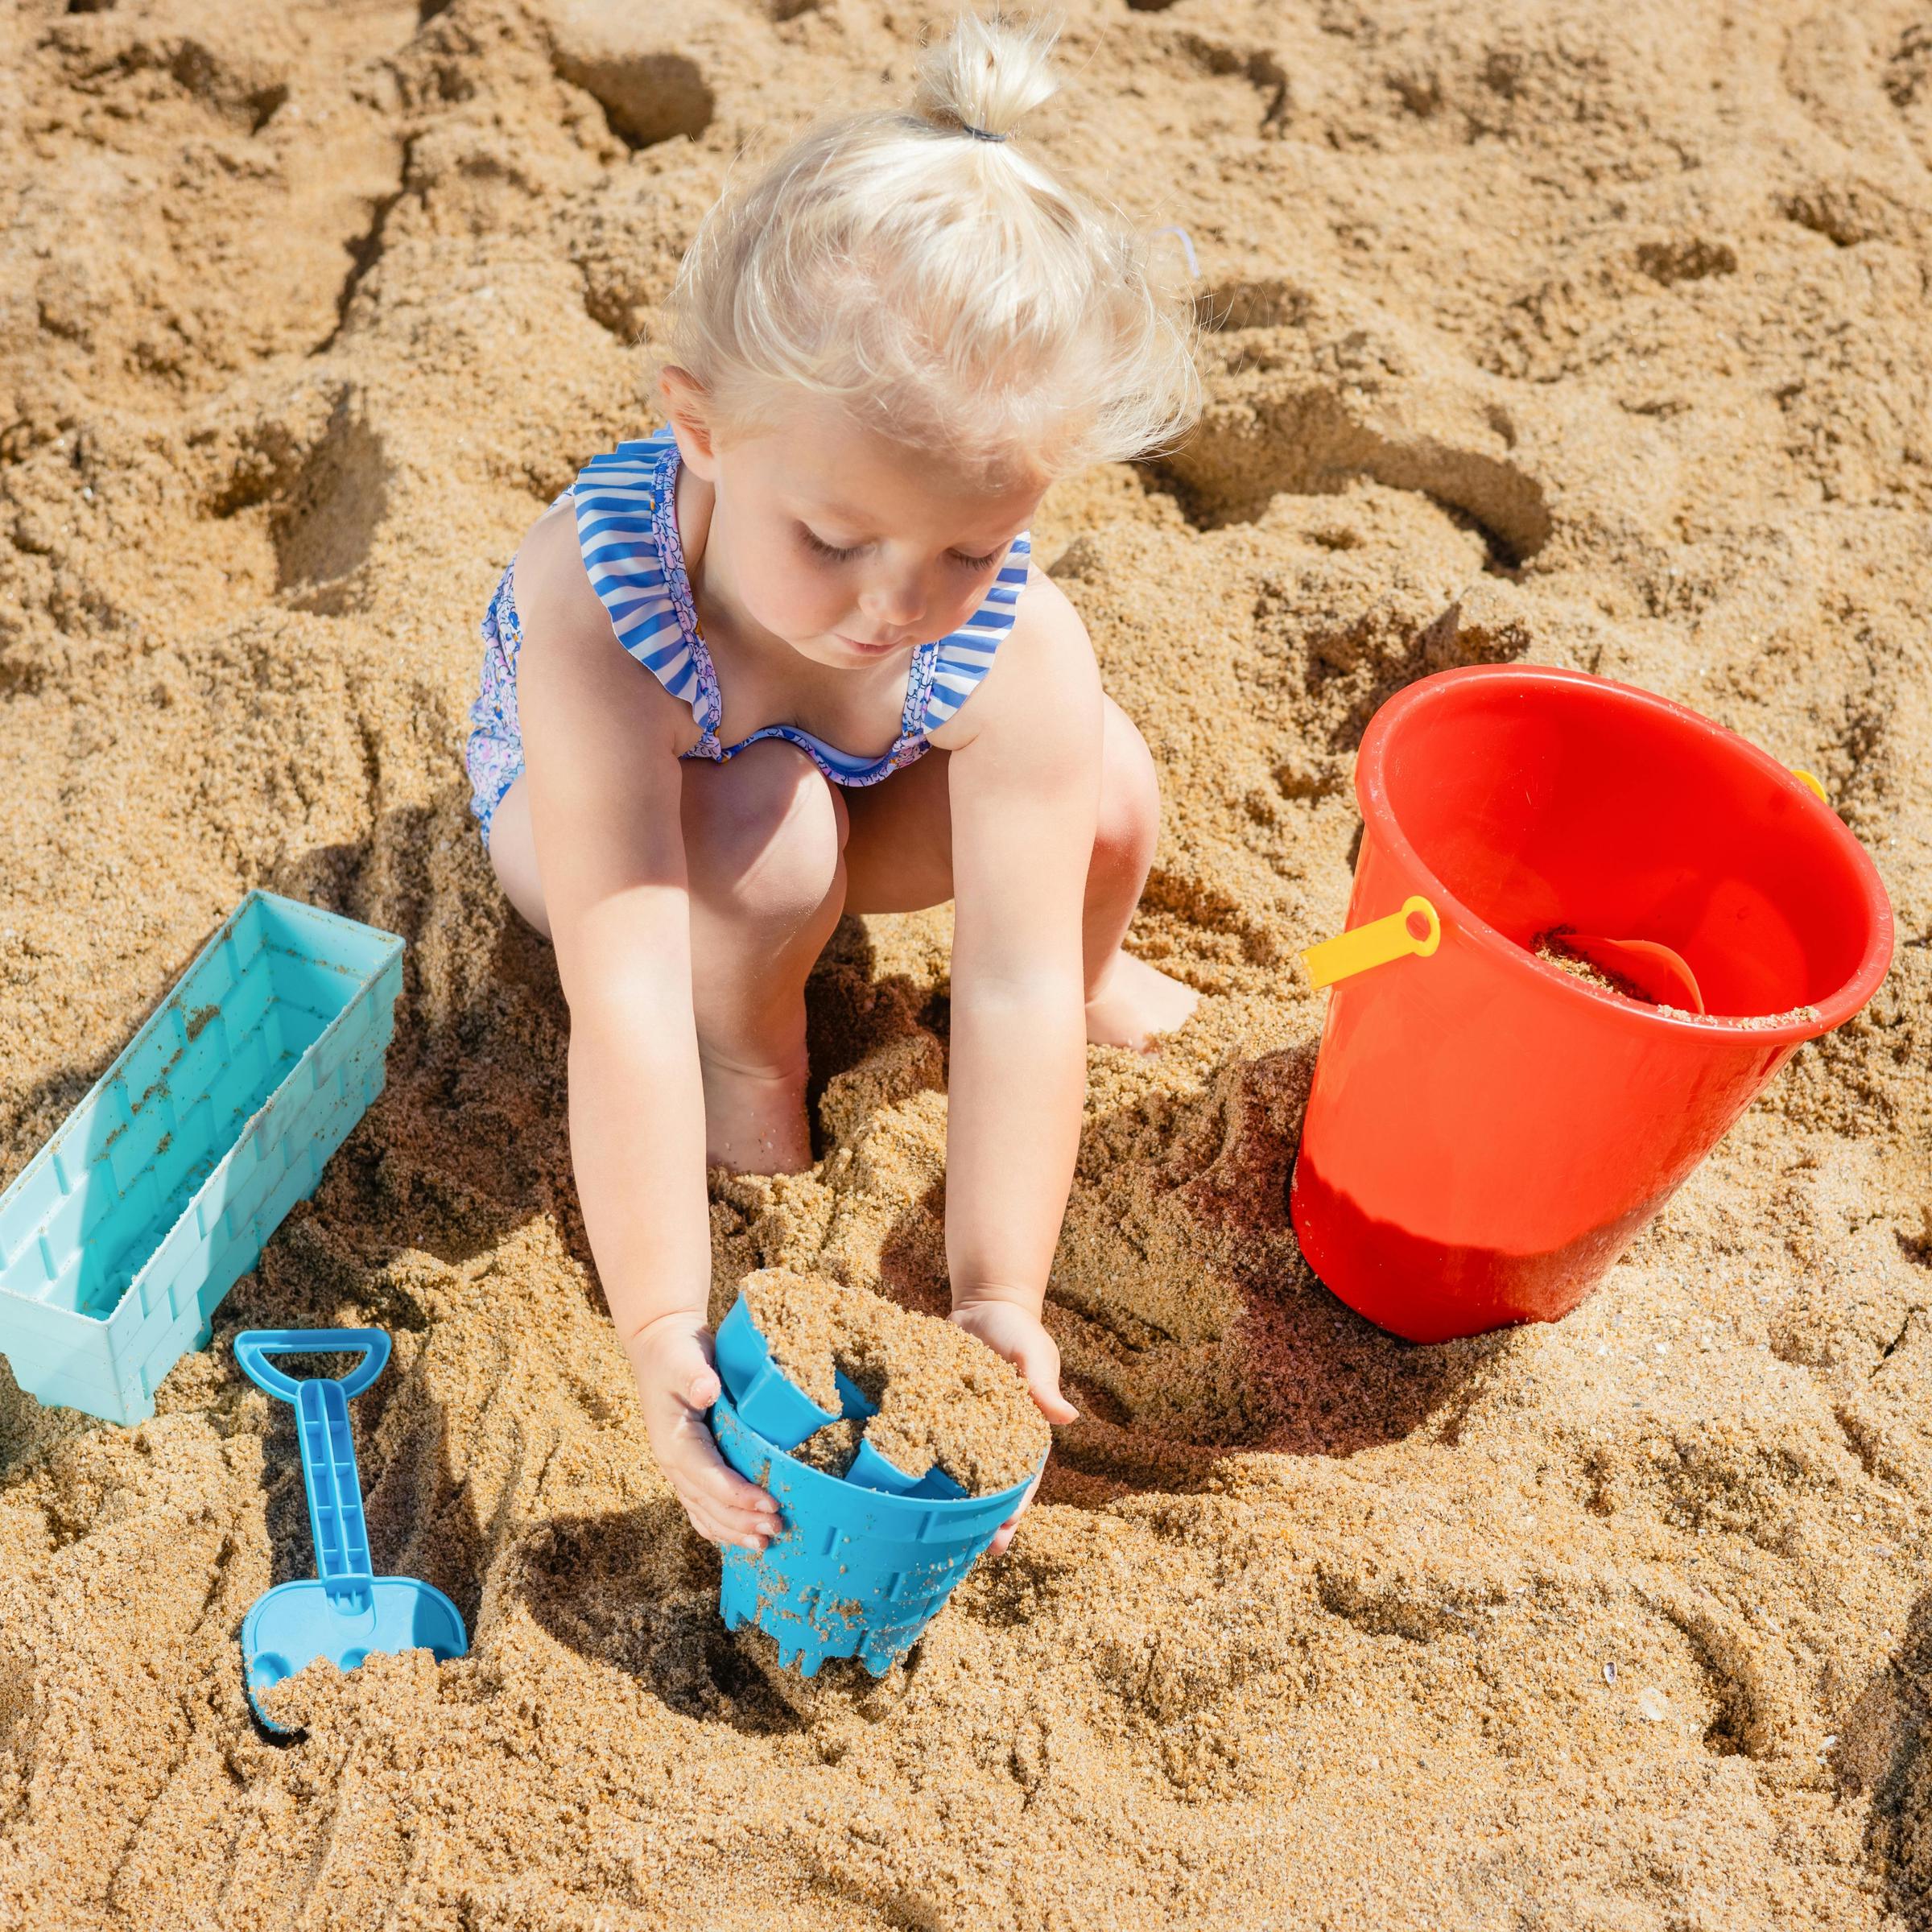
[510,425,674,641]
[1009,559,1088,658]
[512,498,605,646]
[927,558,1100,758]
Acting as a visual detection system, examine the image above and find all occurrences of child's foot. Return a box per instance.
[700,1052,815,1174]
[1084,950,1199,1052]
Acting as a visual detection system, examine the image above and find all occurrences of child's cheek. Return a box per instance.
[751,559,848,646]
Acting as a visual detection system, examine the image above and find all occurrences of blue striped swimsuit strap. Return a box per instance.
[572,429,723,746]
[919,535,1032,737]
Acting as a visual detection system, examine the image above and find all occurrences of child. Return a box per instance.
[464,14,1200,1556]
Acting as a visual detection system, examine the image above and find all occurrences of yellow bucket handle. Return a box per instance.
[1302,894,1441,990]
[1792,768,1828,804]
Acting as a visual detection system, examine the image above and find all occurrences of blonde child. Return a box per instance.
[464,14,1200,1555]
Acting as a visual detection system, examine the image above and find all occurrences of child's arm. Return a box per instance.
[513,509,778,1553]
[939,576,1104,1426]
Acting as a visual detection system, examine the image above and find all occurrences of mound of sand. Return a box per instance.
[3,0,1931,1923]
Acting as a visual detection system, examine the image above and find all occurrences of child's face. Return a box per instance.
[676,396,1047,671]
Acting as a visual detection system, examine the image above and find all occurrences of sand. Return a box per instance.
[791,1415,865,1476]
[742,1267,1051,1494]
[1535,931,1662,1005]
[743,1266,853,1412]
[3,0,1932,1923]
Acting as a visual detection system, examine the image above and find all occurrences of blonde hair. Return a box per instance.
[664,12,1200,481]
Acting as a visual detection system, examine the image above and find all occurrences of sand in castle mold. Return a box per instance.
[742,1267,1051,1496]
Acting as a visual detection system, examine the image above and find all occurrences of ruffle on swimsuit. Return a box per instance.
[464,427,1031,844]
[575,428,1031,781]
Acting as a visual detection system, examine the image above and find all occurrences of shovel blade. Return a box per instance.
[243,1577,468,1731]
[1564,933,1706,1012]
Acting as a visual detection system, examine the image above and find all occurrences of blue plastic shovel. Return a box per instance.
[234,1328,468,1731]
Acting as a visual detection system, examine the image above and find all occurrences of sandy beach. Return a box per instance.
[3,0,1932,1922]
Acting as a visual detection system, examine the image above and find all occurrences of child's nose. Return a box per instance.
[859,574,927,631]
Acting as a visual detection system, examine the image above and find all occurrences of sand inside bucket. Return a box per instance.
[1533,929,1662,1004]
[740,1268,1050,1496]
[788,1416,864,1477]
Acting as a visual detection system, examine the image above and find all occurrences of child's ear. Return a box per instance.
[658,366,717,480]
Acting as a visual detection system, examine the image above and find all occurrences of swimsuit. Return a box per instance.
[464,427,1033,845]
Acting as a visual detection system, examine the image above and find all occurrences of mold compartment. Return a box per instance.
[0,893,403,1424]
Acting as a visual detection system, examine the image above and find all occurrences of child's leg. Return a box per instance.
[840,696,1197,1051]
[486,740,847,1172]
[1078,701,1200,1047]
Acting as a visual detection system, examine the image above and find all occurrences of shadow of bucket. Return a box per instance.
[711,1389,1033,1677]
[1291,664,1893,1342]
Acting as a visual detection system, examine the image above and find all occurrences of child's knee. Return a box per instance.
[1094,704,1161,874]
[708,743,846,923]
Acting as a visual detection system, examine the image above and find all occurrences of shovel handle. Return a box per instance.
[236,1329,386,1599]
[234,1328,391,1404]
[1302,895,1442,990]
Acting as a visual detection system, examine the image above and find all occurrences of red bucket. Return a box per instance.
[1289,665,1893,1343]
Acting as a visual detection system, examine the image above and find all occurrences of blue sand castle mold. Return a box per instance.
[712,1291,840,1448]
[843,1435,968,1501]
[712,1391,1033,1677]
[714,1288,894,1456]
[234,1328,468,1732]
[708,1290,1037,1674]
[714,1289,965,1498]
[0,893,403,1425]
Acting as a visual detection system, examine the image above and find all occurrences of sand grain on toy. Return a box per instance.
[4,0,1932,1925]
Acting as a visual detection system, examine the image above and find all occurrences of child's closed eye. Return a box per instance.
[799,525,1005,572]
[800,525,865,564]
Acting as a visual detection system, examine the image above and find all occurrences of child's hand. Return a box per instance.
[950,1298,1077,1557]
[628,1313,781,1553]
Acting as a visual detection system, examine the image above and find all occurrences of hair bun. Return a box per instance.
[914,12,1060,145]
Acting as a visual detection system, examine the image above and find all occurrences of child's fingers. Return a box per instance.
[1031,1380,1079,1426]
[670,1438,779,1526]
[691,1517,761,1553]
[685,1488,776,1539]
[1003,1335,1079,1425]
[680,1485,775,1548]
[951,1306,1080,1425]
[650,1328,722,1411]
[986,1468,1043,1558]
[685,1502,769,1552]
[683,1448,780,1517]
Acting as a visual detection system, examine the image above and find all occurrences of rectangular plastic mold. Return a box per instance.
[0,892,403,1424]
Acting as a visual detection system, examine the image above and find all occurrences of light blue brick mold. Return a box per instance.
[0,892,403,1425]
